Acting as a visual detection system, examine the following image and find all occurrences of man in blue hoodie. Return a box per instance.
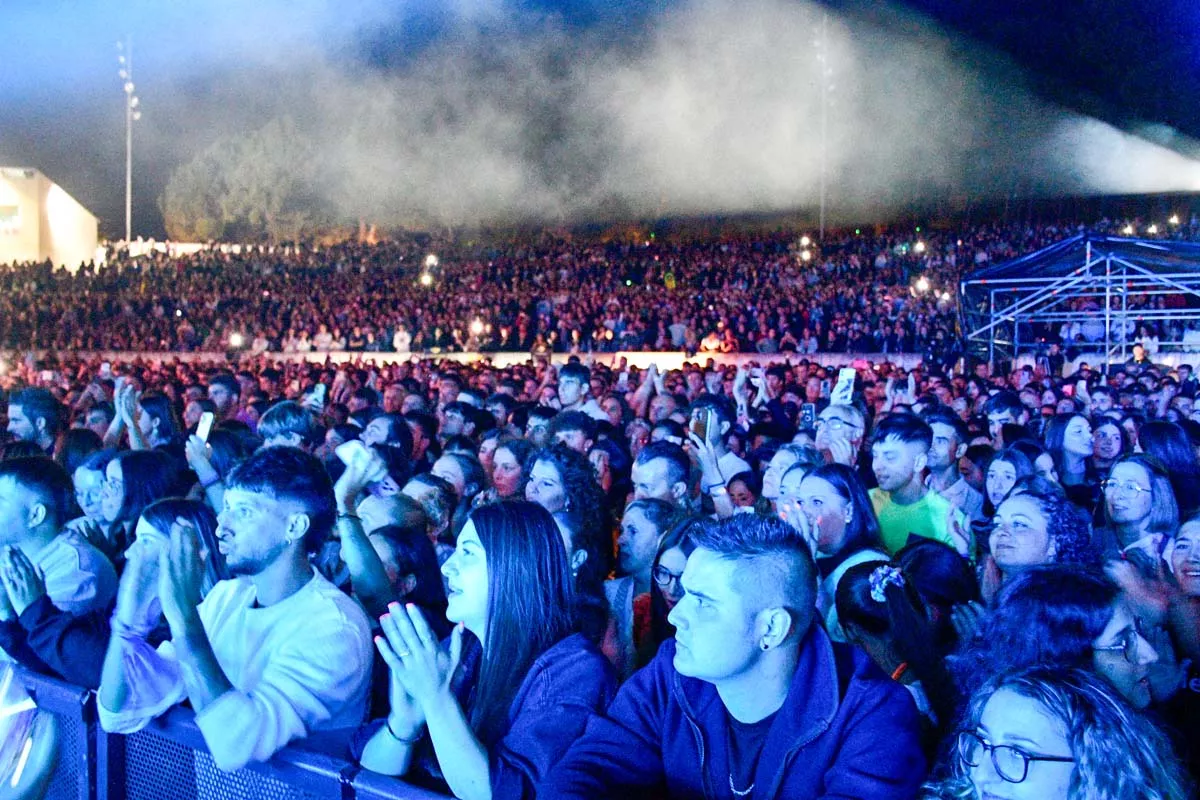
[540,514,926,799]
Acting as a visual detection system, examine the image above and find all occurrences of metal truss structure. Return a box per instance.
[960,233,1200,368]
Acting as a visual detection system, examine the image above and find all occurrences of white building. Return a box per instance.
[0,168,99,271]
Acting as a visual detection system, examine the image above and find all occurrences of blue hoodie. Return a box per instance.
[540,626,926,799]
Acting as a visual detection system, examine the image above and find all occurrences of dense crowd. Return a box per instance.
[1,215,1198,358]
[0,338,1197,799]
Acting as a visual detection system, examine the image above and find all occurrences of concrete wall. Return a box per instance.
[0,168,98,270]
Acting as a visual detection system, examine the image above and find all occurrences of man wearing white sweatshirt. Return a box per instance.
[98,447,373,772]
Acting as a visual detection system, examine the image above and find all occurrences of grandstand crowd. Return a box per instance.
[0,216,1197,799]
[2,215,1199,358]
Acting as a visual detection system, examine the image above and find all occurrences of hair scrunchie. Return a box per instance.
[868,565,905,603]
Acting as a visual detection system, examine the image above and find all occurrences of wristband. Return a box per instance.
[199,474,222,490]
[385,718,422,744]
[337,512,361,522]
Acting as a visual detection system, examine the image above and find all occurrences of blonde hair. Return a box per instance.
[923,666,1190,800]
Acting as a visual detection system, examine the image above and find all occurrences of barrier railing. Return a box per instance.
[13,668,449,800]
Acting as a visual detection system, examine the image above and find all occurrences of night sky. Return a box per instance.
[3,0,1198,238]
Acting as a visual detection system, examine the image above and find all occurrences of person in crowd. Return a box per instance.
[922,666,1191,800]
[782,462,890,642]
[0,457,119,662]
[98,447,374,772]
[760,443,822,508]
[724,471,761,511]
[836,560,957,737]
[475,428,505,482]
[556,362,608,421]
[357,501,616,799]
[57,427,102,477]
[2,498,226,689]
[525,444,611,570]
[6,388,63,455]
[1139,421,1200,520]
[641,516,700,666]
[869,413,965,555]
[922,407,985,523]
[89,449,179,568]
[257,400,322,451]
[1094,454,1179,555]
[1008,438,1059,484]
[540,514,926,798]
[984,391,1029,450]
[605,498,678,681]
[629,441,690,508]
[431,452,485,538]
[403,472,458,559]
[958,444,993,498]
[894,538,981,658]
[1044,412,1099,512]
[982,447,1035,519]
[71,448,117,528]
[815,403,868,469]
[547,410,596,455]
[473,438,533,506]
[952,565,1159,710]
[207,374,241,422]
[1093,416,1129,474]
[987,477,1097,601]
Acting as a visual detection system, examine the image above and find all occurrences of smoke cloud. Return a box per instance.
[135,0,1200,228]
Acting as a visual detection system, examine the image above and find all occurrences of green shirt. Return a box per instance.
[869,487,964,555]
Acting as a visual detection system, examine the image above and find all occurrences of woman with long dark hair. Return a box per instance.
[358,501,615,799]
[642,515,702,665]
[1043,413,1099,513]
[89,450,178,567]
[1139,421,1200,520]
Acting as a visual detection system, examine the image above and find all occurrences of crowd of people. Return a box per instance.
[0,330,1197,799]
[1,215,1198,359]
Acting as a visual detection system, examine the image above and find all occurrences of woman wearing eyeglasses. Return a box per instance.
[1094,454,1179,556]
[923,666,1189,800]
[637,517,701,667]
[953,565,1160,711]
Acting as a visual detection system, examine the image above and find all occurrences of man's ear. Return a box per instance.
[286,513,311,546]
[758,607,795,651]
[672,481,689,504]
[913,451,928,474]
[570,549,588,575]
[27,501,48,529]
[954,442,967,461]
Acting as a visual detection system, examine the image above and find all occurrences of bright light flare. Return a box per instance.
[1122,225,1135,235]
[470,319,485,336]
[913,241,926,254]
[419,273,433,287]
[799,235,811,247]
[1169,214,1180,225]
[915,276,930,293]
[800,249,812,262]
[1147,224,1159,235]
[229,333,245,348]
[424,254,439,268]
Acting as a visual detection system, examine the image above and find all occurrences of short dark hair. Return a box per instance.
[689,394,735,429]
[9,388,64,436]
[258,401,322,446]
[558,363,590,386]
[689,514,817,615]
[0,457,74,528]
[920,406,968,445]
[226,446,336,554]
[634,440,689,488]
[984,390,1025,419]
[208,374,239,398]
[872,413,933,451]
[548,410,596,442]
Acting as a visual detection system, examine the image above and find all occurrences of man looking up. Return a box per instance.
[540,514,925,798]
[6,388,63,455]
[98,447,373,772]
[869,413,965,555]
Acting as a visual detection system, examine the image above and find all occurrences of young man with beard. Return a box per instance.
[98,447,373,771]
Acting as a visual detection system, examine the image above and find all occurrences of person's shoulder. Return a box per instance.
[301,570,373,629]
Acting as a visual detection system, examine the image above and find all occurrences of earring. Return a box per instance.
[760,641,769,651]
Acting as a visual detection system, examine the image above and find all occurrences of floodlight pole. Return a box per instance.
[118,36,140,246]
[818,13,829,242]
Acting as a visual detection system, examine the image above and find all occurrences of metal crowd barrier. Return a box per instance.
[15,669,448,800]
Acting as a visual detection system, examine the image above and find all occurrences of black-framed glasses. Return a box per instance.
[1093,617,1146,664]
[652,565,683,588]
[1100,479,1151,497]
[956,731,1074,783]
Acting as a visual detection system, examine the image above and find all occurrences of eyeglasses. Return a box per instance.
[815,417,861,432]
[652,565,683,588]
[956,731,1073,783]
[1100,479,1151,497]
[103,478,124,492]
[1093,618,1146,664]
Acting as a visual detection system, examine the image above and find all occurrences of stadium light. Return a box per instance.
[1169,214,1180,225]
[800,249,812,262]
[117,37,141,244]
[800,235,811,247]
[419,273,433,287]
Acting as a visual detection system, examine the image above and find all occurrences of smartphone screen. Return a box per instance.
[196,412,215,443]
[690,408,711,441]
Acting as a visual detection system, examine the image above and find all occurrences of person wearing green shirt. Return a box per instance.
[868,413,965,555]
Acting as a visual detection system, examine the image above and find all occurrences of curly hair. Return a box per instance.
[949,565,1119,701]
[924,666,1191,800]
[1006,475,1098,567]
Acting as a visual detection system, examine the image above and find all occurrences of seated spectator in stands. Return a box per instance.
[629,441,690,508]
[257,400,322,451]
[923,666,1190,800]
[4,498,225,689]
[357,501,616,799]
[953,566,1158,710]
[541,514,926,798]
[98,447,374,772]
[605,498,678,681]
[870,414,965,555]
[6,388,63,456]
[0,458,118,663]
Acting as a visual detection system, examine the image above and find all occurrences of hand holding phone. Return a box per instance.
[831,368,856,405]
[196,412,215,443]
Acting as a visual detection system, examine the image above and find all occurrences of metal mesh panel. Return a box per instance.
[41,709,87,800]
[123,729,335,800]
